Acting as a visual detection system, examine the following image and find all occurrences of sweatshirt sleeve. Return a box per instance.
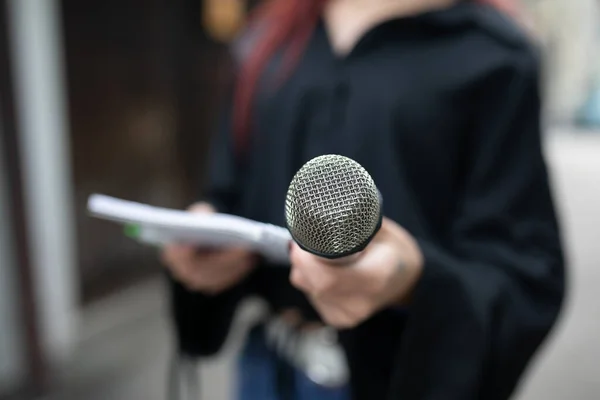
[169,24,268,358]
[388,50,566,400]
[168,92,249,357]
[169,58,249,359]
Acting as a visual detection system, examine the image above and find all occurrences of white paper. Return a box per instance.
[87,194,292,265]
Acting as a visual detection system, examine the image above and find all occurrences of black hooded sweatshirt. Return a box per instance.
[169,3,566,399]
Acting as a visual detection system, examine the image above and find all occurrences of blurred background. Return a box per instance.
[0,0,599,399]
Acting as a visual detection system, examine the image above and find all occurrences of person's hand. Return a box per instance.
[289,217,423,329]
[162,202,257,294]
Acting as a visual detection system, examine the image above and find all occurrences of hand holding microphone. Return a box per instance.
[286,155,423,329]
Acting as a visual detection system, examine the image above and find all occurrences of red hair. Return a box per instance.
[233,0,520,155]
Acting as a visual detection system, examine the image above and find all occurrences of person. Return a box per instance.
[162,0,566,399]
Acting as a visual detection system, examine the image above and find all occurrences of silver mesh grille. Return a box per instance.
[285,155,381,258]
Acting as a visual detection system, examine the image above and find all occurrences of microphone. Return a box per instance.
[284,154,383,262]
[282,155,373,385]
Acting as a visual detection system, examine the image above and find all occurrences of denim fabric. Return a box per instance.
[237,325,351,400]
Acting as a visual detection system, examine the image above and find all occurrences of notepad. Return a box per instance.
[87,194,292,265]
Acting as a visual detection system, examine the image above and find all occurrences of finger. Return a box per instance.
[289,262,309,291]
[167,257,198,285]
[337,296,376,326]
[168,247,254,291]
[310,297,361,330]
[201,247,255,268]
[175,261,224,292]
[166,245,251,275]
[162,244,197,265]
[185,261,253,294]
[188,202,216,214]
[289,243,343,296]
[289,243,326,293]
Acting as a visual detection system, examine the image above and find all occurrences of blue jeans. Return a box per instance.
[237,324,351,400]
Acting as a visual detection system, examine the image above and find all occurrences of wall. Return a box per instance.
[525,0,600,122]
[515,130,600,399]
[6,0,79,365]
[0,117,25,392]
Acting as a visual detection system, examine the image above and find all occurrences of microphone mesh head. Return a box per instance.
[285,155,382,258]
